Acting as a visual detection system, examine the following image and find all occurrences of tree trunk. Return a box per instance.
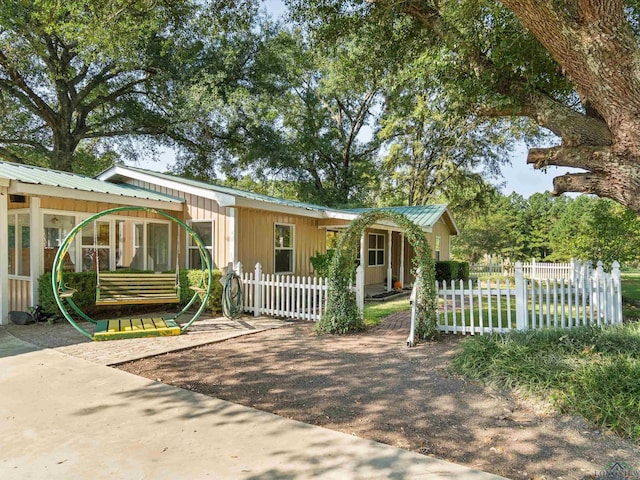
[500,0,640,213]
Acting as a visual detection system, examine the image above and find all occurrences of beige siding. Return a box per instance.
[429,220,452,261]
[237,208,325,276]
[9,278,31,311]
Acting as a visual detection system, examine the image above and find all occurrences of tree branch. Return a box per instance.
[0,50,57,126]
[526,145,611,171]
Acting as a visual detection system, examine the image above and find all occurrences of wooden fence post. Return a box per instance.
[515,261,527,330]
[612,261,622,324]
[355,264,365,313]
[254,263,262,317]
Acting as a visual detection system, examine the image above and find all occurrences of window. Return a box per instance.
[8,213,30,276]
[274,223,294,273]
[435,236,441,261]
[326,230,340,250]
[81,221,110,272]
[43,214,76,272]
[147,223,170,271]
[188,221,213,269]
[368,233,385,266]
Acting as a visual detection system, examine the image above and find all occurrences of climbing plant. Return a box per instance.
[316,211,438,340]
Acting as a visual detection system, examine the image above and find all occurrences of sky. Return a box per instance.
[139,0,577,200]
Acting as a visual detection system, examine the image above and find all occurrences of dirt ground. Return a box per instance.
[119,312,640,480]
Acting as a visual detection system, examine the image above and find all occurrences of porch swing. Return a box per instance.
[94,221,181,306]
[51,206,213,341]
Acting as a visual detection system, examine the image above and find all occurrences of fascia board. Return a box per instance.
[99,166,237,207]
[10,182,183,211]
[235,197,324,218]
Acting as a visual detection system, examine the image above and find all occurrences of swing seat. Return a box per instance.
[96,273,180,306]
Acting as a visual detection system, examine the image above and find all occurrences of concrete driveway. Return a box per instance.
[0,327,507,479]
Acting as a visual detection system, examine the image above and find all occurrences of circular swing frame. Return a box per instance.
[51,206,213,340]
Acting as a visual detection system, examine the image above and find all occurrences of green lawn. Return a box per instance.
[452,323,640,440]
[363,298,411,327]
[622,269,640,320]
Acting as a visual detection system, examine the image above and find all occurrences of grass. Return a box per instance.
[363,298,410,327]
[622,270,640,320]
[452,323,640,440]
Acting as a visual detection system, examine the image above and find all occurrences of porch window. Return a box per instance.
[274,223,294,273]
[147,222,170,271]
[368,233,385,266]
[435,236,441,261]
[81,221,110,272]
[44,214,76,272]
[188,221,213,269]
[8,213,30,276]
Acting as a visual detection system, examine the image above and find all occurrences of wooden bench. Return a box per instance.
[96,273,180,306]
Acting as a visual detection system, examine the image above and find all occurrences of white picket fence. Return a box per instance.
[239,262,329,321]
[435,260,622,335]
[234,260,622,336]
[472,258,578,281]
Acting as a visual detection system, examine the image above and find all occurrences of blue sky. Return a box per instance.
[140,0,577,200]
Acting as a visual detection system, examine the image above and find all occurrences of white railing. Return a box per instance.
[434,260,622,335]
[238,262,329,321]
[472,259,580,281]
[519,259,576,281]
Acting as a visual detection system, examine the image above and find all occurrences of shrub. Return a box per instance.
[39,271,98,317]
[435,261,469,282]
[310,250,335,278]
[180,269,223,313]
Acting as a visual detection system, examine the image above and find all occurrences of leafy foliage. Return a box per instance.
[310,250,335,278]
[316,211,437,341]
[435,261,469,282]
[548,197,640,268]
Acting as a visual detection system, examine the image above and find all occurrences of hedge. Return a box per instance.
[38,269,223,318]
[435,261,469,282]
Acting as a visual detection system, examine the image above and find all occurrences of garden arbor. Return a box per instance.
[316,211,438,340]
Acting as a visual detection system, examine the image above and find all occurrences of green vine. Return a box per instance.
[316,211,438,341]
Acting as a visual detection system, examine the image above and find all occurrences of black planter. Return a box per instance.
[9,311,32,325]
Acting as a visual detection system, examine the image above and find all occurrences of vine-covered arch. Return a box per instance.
[316,211,438,341]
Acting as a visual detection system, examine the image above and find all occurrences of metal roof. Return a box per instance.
[0,161,183,203]
[345,205,450,229]
[117,166,328,211]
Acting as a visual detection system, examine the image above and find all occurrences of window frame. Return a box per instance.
[367,233,385,267]
[7,210,31,278]
[435,236,441,262]
[274,223,295,274]
[187,220,214,269]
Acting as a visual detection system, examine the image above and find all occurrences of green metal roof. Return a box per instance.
[345,205,450,229]
[0,161,183,203]
[119,166,329,212]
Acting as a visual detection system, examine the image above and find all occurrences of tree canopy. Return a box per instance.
[0,0,258,174]
[288,0,640,213]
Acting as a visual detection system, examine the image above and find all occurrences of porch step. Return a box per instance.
[365,290,411,303]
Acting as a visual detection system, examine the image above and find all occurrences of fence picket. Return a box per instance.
[474,279,481,335]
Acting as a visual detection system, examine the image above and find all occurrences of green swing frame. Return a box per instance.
[51,206,213,341]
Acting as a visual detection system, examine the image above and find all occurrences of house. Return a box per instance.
[0,161,458,325]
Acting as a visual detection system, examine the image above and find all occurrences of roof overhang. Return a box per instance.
[8,181,183,211]
[320,212,432,232]
[235,197,324,217]
[98,165,237,208]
